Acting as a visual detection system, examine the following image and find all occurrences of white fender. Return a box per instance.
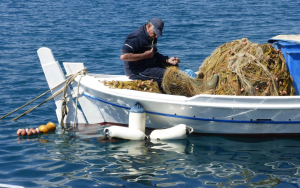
[104,126,147,140]
[149,124,193,140]
[129,102,146,133]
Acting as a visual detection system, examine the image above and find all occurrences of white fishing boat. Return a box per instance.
[37,35,300,135]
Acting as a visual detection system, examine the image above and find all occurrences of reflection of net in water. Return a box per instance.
[104,38,294,97]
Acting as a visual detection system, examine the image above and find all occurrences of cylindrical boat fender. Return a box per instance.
[150,124,193,140]
[104,126,147,140]
[129,102,146,133]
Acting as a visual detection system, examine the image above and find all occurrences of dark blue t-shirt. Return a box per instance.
[121,24,168,76]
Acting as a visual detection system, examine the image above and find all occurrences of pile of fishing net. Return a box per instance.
[103,79,162,94]
[162,38,295,97]
[103,38,295,97]
[197,38,294,96]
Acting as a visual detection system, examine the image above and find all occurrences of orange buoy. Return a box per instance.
[39,125,49,133]
[46,122,56,132]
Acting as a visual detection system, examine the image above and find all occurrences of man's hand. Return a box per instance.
[143,48,154,59]
[166,57,180,65]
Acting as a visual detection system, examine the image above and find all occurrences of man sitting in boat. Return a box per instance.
[120,17,180,83]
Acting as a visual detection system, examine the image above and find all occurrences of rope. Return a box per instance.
[73,70,84,129]
[0,79,67,120]
[10,68,88,123]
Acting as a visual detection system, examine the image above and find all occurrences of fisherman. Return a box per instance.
[120,18,180,83]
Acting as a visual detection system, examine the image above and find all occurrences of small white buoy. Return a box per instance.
[149,124,193,140]
[129,102,146,133]
[104,126,147,140]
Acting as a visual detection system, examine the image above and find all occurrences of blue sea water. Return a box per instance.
[1,0,300,187]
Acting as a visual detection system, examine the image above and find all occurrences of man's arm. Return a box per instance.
[120,48,154,61]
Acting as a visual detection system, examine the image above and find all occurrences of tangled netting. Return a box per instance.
[103,38,295,97]
[103,79,162,94]
[198,38,294,96]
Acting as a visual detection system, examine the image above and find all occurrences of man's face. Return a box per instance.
[146,24,158,40]
[148,28,158,40]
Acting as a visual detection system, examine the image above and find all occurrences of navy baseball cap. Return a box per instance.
[150,18,164,36]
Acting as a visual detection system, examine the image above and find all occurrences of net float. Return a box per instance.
[27,130,32,136]
[279,81,282,85]
[17,129,22,136]
[32,129,37,135]
[231,42,234,46]
[39,125,49,133]
[141,82,144,85]
[243,42,247,45]
[129,86,132,90]
[240,88,245,92]
[35,128,40,134]
[21,130,26,136]
[265,91,268,94]
[279,91,283,94]
[150,88,153,91]
[275,77,278,81]
[256,87,259,90]
[267,81,270,85]
[228,50,231,54]
[46,122,56,132]
[137,84,140,87]
[284,91,287,95]
[144,88,147,91]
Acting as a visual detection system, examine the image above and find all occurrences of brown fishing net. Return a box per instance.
[199,38,294,96]
[102,79,162,93]
[103,38,294,97]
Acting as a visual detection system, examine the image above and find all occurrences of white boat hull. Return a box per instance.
[72,73,300,135]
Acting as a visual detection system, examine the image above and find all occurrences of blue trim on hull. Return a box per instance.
[83,93,300,124]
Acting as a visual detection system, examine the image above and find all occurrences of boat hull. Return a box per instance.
[74,74,300,134]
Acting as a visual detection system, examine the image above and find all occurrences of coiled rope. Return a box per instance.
[0,68,88,127]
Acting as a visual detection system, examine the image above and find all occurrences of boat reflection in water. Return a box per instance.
[37,125,299,187]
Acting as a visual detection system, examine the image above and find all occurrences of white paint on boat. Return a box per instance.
[37,47,86,124]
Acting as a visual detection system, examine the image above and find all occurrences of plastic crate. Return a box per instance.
[269,39,300,95]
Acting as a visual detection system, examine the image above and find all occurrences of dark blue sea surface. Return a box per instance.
[1,0,300,187]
